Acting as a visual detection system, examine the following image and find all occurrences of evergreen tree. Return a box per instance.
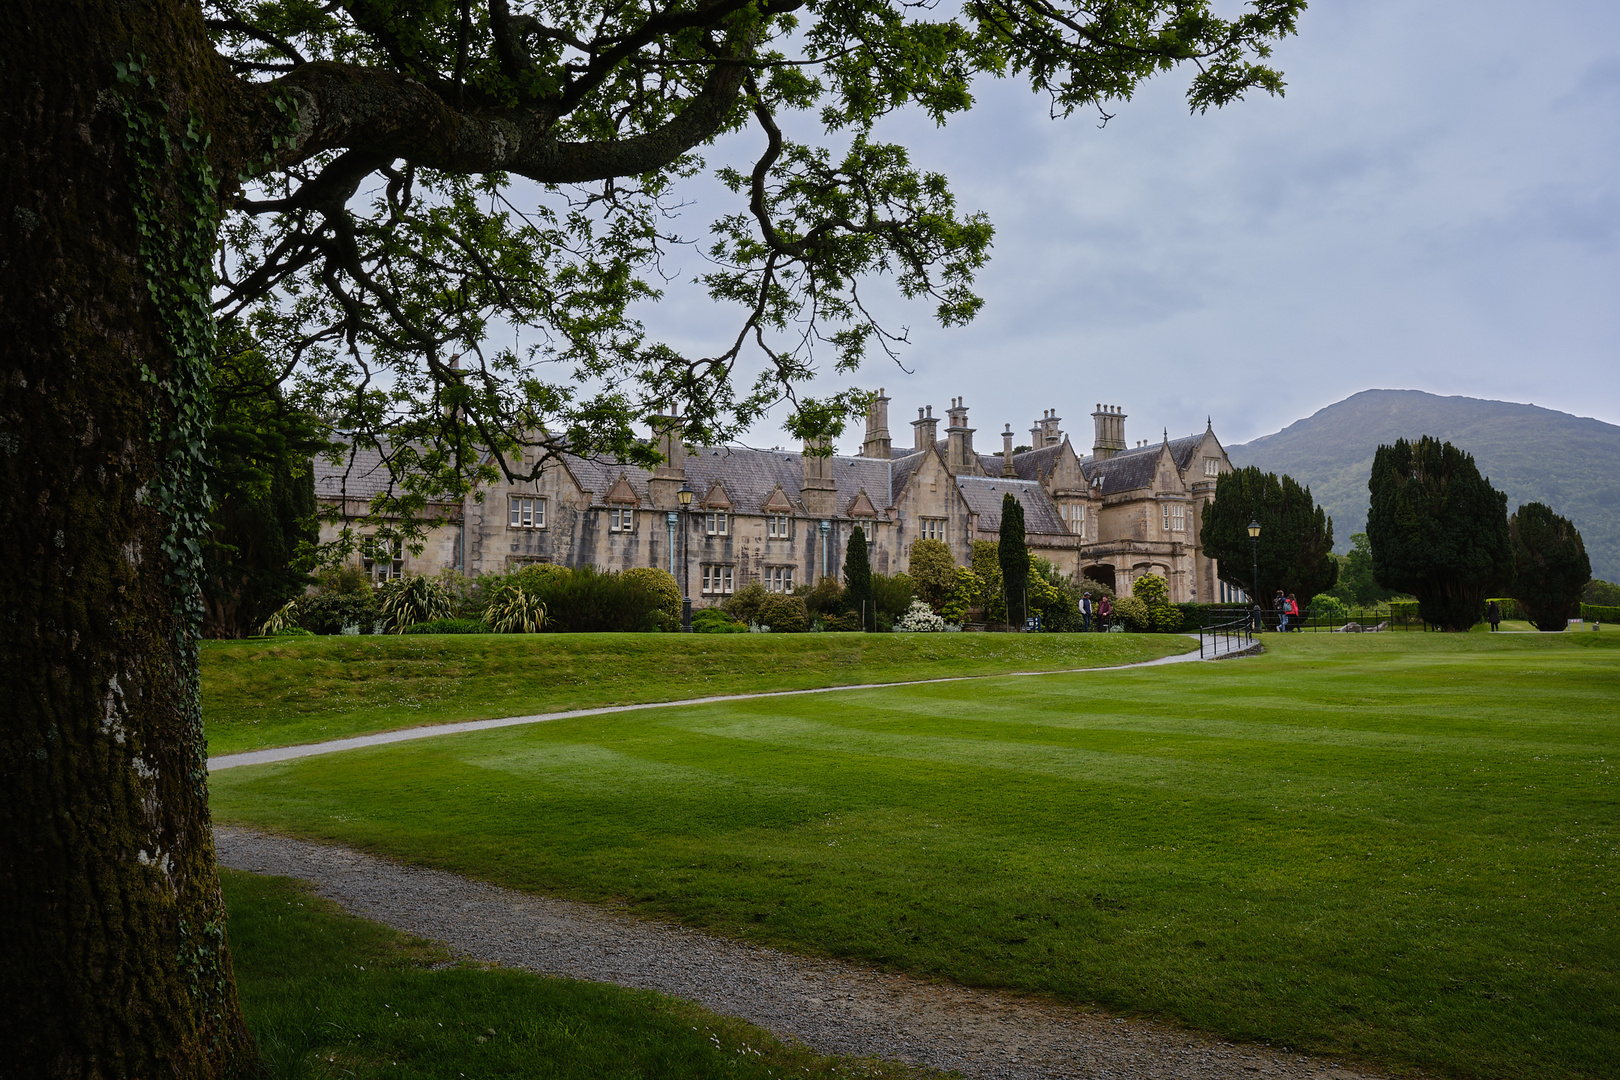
[1200,467,1338,608]
[999,493,1031,624]
[1367,437,1513,631]
[201,326,325,638]
[1509,503,1591,632]
[843,525,874,631]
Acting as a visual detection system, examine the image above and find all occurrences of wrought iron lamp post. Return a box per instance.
[1247,518,1261,628]
[677,482,694,631]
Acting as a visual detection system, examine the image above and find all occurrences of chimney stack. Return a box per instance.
[1001,424,1016,477]
[801,436,837,517]
[647,408,688,507]
[944,397,975,475]
[860,388,892,459]
[911,404,938,451]
[1091,404,1127,460]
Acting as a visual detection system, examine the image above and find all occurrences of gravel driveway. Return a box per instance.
[218,827,1385,1080]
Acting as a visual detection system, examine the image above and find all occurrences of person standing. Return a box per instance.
[1080,591,1094,632]
[1275,590,1289,633]
[1487,600,1502,632]
[1287,593,1301,632]
[1098,593,1112,632]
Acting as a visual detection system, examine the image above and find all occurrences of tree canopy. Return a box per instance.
[0,2,1306,1076]
[1366,437,1513,632]
[1509,502,1590,632]
[1200,465,1337,607]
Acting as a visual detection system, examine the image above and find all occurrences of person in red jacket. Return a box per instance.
[1287,593,1302,631]
[1098,594,1113,631]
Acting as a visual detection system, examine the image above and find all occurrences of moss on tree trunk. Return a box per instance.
[0,2,255,1076]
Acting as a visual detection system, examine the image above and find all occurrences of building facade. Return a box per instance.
[315,394,1237,605]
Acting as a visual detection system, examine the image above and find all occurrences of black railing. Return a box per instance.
[1192,605,1417,636]
[1198,612,1254,658]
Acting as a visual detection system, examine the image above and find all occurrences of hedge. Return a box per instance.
[1580,603,1620,623]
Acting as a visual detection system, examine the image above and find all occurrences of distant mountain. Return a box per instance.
[1227,390,1620,584]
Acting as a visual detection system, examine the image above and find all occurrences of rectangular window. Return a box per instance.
[921,517,945,541]
[1171,505,1186,532]
[609,507,635,532]
[701,564,735,595]
[767,513,792,538]
[1163,504,1171,532]
[361,536,403,582]
[1204,457,1220,477]
[766,566,794,592]
[508,496,544,529]
[706,511,729,536]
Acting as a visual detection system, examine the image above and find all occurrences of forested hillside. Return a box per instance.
[1228,390,1620,583]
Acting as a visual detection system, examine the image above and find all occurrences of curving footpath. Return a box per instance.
[210,632,1257,772]
[217,826,1376,1080]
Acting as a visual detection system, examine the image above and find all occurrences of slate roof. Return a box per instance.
[956,475,1066,534]
[1079,435,1204,493]
[1006,442,1065,482]
[312,442,464,503]
[561,445,900,516]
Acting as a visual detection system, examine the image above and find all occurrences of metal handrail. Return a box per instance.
[1198,612,1254,658]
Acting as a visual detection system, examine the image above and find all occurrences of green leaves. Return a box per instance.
[205,0,1302,531]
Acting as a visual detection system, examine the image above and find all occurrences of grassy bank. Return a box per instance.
[213,632,1620,1080]
[202,632,1193,754]
[224,869,940,1079]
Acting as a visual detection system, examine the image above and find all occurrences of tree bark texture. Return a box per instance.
[1,3,254,1077]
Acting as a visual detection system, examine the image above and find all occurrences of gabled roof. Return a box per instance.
[700,478,733,510]
[604,474,640,505]
[1007,442,1066,482]
[1080,435,1205,493]
[955,475,1066,535]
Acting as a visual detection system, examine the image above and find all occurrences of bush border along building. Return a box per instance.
[316,395,1239,609]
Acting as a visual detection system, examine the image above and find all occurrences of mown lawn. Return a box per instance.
[224,869,943,1079]
[202,632,1193,754]
[211,632,1620,1080]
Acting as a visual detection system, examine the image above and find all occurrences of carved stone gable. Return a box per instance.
[847,489,878,518]
[702,479,733,510]
[604,473,641,505]
[762,484,794,513]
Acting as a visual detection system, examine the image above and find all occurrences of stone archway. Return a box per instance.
[1082,564,1116,592]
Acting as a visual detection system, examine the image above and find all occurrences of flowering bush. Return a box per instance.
[894,599,948,632]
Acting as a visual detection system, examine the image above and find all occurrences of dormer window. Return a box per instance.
[608,507,636,532]
[767,513,792,538]
[705,511,729,536]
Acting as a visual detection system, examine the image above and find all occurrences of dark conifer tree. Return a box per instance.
[1367,437,1513,631]
[1509,502,1591,632]
[843,525,874,631]
[1200,467,1338,608]
[999,493,1030,624]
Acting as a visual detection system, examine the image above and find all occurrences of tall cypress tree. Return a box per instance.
[1368,437,1513,631]
[1200,467,1338,607]
[999,493,1030,624]
[844,525,874,631]
[1510,502,1590,632]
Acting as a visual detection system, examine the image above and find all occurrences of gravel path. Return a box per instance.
[210,634,1257,772]
[218,827,1380,1080]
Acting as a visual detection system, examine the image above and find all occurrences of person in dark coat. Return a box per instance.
[1487,600,1502,632]
[1080,592,1094,632]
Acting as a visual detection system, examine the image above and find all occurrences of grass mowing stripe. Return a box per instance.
[223,869,943,1079]
[203,632,1193,754]
[212,632,1620,1080]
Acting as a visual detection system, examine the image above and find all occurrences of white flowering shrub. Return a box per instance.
[894,600,948,632]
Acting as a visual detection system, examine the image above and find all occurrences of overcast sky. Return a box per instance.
[630,0,1620,454]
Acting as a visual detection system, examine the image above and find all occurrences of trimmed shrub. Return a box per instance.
[1131,573,1169,606]
[403,618,491,634]
[757,593,809,633]
[623,566,681,631]
[1581,603,1620,623]
[1486,597,1523,620]
[1148,603,1184,633]
[297,588,379,635]
[1308,594,1348,624]
[1388,599,1420,627]
[529,564,665,632]
[724,581,770,625]
[803,575,846,619]
[871,572,915,629]
[1112,595,1151,632]
[822,611,864,632]
[909,539,957,610]
[692,607,745,633]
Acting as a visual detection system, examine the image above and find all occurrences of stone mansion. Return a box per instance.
[315,394,1240,606]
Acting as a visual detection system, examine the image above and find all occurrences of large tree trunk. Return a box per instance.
[0,3,255,1076]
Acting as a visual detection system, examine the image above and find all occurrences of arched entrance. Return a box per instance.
[1082,564,1115,592]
